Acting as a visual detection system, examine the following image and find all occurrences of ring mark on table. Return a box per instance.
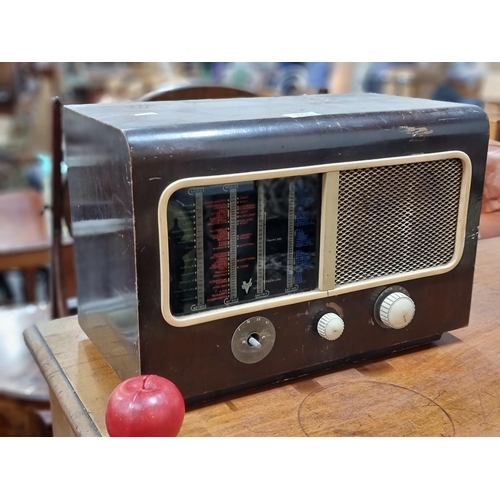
[297,380,456,437]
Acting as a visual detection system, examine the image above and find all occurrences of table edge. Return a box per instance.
[23,323,102,437]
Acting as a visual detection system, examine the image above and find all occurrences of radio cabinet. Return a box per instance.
[64,93,489,404]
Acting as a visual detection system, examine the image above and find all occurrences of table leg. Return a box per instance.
[23,267,38,303]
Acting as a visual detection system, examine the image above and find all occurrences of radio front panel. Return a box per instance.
[64,93,489,404]
[158,151,471,328]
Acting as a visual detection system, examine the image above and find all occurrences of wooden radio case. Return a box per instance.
[64,93,489,404]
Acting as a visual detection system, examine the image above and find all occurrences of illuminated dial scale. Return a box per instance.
[168,177,320,318]
[167,177,417,363]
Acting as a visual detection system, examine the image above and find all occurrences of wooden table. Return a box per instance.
[0,189,50,302]
[24,237,500,437]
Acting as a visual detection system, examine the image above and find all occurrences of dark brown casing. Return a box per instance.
[64,93,489,405]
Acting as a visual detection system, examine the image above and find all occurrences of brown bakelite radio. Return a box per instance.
[64,93,489,404]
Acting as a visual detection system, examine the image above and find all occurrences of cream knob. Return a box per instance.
[379,292,415,329]
[317,313,345,341]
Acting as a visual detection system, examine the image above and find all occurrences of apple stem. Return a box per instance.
[142,374,152,390]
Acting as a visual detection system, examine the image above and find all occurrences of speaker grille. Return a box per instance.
[335,157,463,286]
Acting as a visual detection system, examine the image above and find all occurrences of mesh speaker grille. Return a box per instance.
[335,157,463,286]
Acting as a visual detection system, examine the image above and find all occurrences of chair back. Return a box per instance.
[139,84,256,102]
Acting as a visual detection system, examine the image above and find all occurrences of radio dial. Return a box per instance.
[231,316,276,364]
[317,313,344,341]
[379,292,415,329]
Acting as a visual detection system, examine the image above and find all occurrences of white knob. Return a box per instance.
[317,313,344,341]
[379,292,415,329]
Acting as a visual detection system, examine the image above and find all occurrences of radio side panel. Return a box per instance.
[64,107,140,380]
[128,103,488,403]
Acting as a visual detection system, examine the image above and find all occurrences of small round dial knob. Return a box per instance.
[379,292,415,329]
[317,313,344,341]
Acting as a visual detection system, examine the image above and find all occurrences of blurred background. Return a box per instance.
[1,60,500,436]
[2,62,499,302]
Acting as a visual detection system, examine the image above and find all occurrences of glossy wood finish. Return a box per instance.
[64,94,489,403]
[24,237,500,437]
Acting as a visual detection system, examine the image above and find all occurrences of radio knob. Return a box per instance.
[379,292,415,329]
[317,313,344,341]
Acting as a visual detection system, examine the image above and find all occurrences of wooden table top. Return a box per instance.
[24,237,500,437]
[0,189,50,271]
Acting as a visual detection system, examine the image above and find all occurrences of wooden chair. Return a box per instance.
[139,84,257,102]
[49,97,76,319]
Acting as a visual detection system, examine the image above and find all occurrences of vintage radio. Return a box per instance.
[64,93,489,404]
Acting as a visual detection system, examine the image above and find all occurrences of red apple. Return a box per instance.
[105,374,185,437]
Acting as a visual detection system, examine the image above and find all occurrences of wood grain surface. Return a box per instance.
[24,237,500,437]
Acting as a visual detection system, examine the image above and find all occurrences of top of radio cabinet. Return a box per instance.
[64,92,483,132]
